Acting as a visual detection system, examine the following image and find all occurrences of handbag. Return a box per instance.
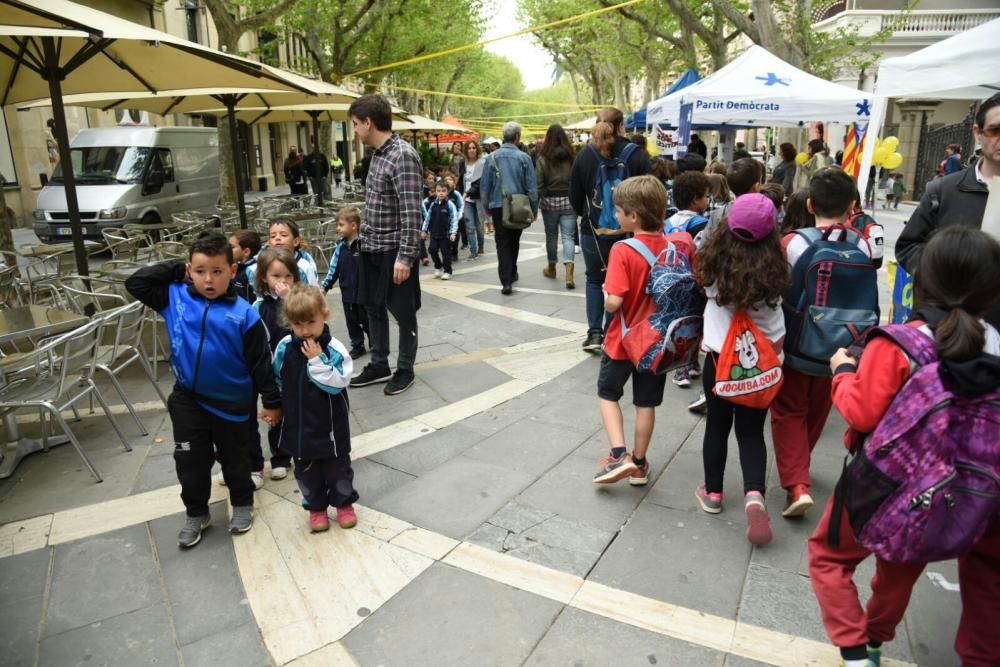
[492,156,534,230]
[466,178,481,200]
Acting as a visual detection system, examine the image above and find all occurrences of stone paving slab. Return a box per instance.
[369,456,535,539]
[367,422,485,476]
[38,603,178,667]
[180,621,271,667]
[341,562,563,666]
[350,457,417,503]
[44,523,162,637]
[589,501,753,620]
[1,594,44,667]
[523,606,729,666]
[463,417,592,476]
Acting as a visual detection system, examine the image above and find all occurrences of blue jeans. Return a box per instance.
[581,231,619,335]
[542,210,576,264]
[464,201,485,255]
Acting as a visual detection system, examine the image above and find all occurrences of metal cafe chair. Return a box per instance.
[0,319,132,482]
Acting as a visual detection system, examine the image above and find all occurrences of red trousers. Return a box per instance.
[770,368,832,489]
[808,498,1000,665]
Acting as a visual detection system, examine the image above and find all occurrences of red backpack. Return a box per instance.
[712,311,784,409]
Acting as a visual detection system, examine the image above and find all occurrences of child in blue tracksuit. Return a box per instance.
[273,284,358,532]
[229,229,261,303]
[125,232,282,548]
[422,180,459,278]
[322,207,370,360]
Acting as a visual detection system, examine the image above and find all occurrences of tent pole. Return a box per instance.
[42,37,89,277]
[224,96,248,230]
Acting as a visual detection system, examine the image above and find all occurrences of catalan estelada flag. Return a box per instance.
[842,121,868,178]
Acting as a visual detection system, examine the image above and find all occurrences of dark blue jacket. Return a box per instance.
[233,257,257,303]
[422,199,459,239]
[125,261,280,421]
[273,327,352,459]
[321,237,361,303]
[252,293,290,353]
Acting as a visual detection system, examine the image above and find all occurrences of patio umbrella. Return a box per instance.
[0,0,312,275]
[17,74,363,230]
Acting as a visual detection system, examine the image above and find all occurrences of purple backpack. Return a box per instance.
[835,324,1000,563]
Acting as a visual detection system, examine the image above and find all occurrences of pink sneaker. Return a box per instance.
[337,505,357,529]
[745,492,772,546]
[309,510,330,532]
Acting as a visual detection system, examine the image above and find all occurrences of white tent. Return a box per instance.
[566,116,596,131]
[674,46,870,127]
[858,18,1000,195]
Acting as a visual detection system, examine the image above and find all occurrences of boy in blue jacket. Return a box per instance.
[126,232,282,549]
[273,285,358,532]
[322,207,370,360]
[421,181,459,279]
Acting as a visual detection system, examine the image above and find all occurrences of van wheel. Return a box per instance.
[141,213,160,226]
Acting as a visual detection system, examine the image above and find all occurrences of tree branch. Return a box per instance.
[704,0,760,44]
[237,0,302,34]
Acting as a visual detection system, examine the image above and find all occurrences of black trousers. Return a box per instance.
[342,300,370,350]
[294,455,359,511]
[169,390,254,517]
[359,250,420,374]
[428,237,453,273]
[701,355,768,496]
[490,208,522,286]
[249,424,292,472]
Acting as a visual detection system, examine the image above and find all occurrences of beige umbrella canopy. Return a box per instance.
[0,0,312,272]
[187,103,411,125]
[392,115,469,134]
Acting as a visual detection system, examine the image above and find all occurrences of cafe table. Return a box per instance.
[0,305,89,478]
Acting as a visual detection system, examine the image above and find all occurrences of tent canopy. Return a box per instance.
[626,68,701,131]
[566,116,596,131]
[649,46,870,128]
[875,17,1000,99]
[393,114,468,134]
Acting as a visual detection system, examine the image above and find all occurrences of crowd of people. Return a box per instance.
[132,90,1000,667]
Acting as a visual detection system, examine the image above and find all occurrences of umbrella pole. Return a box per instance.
[41,37,89,277]
[224,97,249,230]
[309,111,321,203]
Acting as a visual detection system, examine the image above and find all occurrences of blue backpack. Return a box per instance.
[588,142,639,234]
[618,238,704,375]
[782,225,880,376]
[666,213,710,238]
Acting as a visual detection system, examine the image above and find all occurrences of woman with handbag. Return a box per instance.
[480,122,539,295]
[463,140,486,260]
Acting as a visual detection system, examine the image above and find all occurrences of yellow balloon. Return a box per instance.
[795,151,810,165]
[873,146,889,165]
[883,136,900,153]
[647,142,660,157]
[883,152,903,170]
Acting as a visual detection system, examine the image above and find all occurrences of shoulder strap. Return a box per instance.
[867,324,938,367]
[621,238,658,267]
[491,154,509,198]
[793,226,823,245]
[618,142,639,168]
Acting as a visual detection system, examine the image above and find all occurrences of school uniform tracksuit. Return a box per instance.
[125,262,280,518]
[251,293,293,471]
[322,237,370,352]
[423,199,459,274]
[273,327,358,511]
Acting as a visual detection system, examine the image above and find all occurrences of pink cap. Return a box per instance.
[727,193,778,242]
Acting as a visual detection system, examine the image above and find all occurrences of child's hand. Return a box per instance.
[301,337,322,359]
[260,407,282,427]
[830,347,857,373]
[421,231,428,240]
[449,234,456,242]
[273,280,290,298]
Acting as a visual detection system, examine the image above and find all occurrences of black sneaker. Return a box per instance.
[349,346,367,360]
[350,365,392,387]
[384,370,415,395]
[582,332,603,352]
[513,272,520,282]
[501,284,513,295]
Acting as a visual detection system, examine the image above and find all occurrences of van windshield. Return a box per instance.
[51,146,152,185]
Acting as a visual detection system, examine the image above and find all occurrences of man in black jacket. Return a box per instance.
[304,143,330,205]
[896,93,1000,274]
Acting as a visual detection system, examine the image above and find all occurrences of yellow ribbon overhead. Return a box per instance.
[459,111,592,121]
[382,84,606,109]
[353,0,650,76]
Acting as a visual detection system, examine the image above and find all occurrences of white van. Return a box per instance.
[32,127,219,242]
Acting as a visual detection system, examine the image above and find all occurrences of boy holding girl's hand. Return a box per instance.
[126,232,282,549]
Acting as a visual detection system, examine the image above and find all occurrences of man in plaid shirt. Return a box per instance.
[348,95,423,396]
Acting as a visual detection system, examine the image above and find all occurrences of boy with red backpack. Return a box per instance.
[808,226,1000,667]
[772,169,880,519]
[593,175,697,486]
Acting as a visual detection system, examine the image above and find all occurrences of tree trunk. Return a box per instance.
[0,181,14,254]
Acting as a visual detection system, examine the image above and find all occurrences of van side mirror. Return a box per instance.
[145,170,164,195]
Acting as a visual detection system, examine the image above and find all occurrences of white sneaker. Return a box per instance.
[575,245,581,255]
[434,269,442,278]
[442,272,452,280]
[251,471,265,490]
[217,472,227,486]
[270,466,288,480]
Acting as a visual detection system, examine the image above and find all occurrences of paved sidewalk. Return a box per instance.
[0,207,965,667]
